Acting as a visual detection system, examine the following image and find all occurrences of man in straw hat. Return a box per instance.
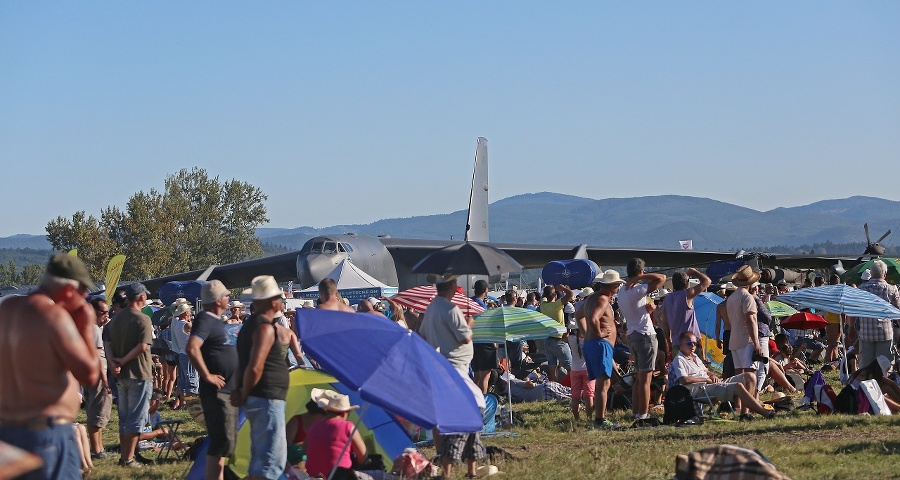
[106,281,155,467]
[725,265,762,383]
[186,280,238,480]
[576,269,627,430]
[0,254,101,478]
[171,300,199,409]
[304,388,368,480]
[232,275,293,480]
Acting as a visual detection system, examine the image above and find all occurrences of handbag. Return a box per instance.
[859,379,891,416]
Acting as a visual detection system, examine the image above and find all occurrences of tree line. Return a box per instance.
[45,168,269,283]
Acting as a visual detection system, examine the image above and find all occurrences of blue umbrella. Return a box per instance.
[297,309,483,434]
[776,285,900,319]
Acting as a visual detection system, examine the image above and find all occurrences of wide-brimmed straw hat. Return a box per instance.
[173,302,192,317]
[731,265,761,287]
[597,270,626,285]
[764,392,789,404]
[426,273,459,285]
[310,388,359,412]
[251,275,282,300]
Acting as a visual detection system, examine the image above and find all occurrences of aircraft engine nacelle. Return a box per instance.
[759,268,804,285]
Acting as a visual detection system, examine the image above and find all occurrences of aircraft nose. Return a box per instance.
[297,254,339,289]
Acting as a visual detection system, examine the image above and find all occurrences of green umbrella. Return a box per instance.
[841,257,900,286]
[472,305,565,426]
[472,306,565,343]
[765,300,798,318]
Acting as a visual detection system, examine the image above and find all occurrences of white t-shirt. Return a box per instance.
[617,283,654,335]
[171,318,191,355]
[566,334,588,372]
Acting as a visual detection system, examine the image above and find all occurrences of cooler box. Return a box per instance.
[541,259,600,289]
[159,281,205,306]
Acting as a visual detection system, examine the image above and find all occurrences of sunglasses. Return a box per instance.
[97,310,109,315]
[684,341,698,347]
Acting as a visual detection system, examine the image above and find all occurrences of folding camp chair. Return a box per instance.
[155,419,184,462]
[692,383,736,421]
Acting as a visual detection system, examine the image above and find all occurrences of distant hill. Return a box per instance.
[5,194,899,261]
[255,193,900,253]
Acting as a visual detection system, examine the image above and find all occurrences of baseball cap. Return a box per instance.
[46,253,96,291]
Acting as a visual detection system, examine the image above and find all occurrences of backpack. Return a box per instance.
[813,384,837,414]
[833,384,858,414]
[664,385,697,425]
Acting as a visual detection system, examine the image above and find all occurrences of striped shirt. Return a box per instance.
[855,279,900,342]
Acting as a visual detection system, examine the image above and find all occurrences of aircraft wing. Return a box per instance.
[756,254,862,270]
[142,251,301,295]
[379,238,739,270]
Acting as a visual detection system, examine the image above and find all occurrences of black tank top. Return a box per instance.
[236,313,289,400]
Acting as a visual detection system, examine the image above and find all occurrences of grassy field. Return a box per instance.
[81,388,900,479]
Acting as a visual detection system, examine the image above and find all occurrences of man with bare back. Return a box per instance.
[0,254,100,479]
[577,270,626,430]
[316,278,354,312]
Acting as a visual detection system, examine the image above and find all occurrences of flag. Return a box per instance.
[104,255,127,300]
[68,249,78,257]
[679,240,693,250]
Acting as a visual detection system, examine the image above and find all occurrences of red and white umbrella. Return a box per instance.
[391,285,485,315]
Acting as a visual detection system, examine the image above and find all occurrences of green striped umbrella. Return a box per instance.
[472,306,565,343]
[764,300,798,318]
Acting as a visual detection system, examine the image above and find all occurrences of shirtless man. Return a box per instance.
[316,278,354,312]
[576,270,626,430]
[0,254,100,479]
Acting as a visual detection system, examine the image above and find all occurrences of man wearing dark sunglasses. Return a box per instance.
[668,332,774,420]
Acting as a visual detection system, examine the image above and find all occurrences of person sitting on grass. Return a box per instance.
[847,356,900,414]
[305,389,368,480]
[499,371,571,403]
[137,394,186,453]
[772,334,810,373]
[668,332,776,420]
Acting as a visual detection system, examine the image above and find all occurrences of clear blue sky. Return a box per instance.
[2,2,898,237]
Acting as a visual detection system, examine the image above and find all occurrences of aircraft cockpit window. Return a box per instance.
[303,241,325,254]
[339,243,353,253]
[323,242,337,254]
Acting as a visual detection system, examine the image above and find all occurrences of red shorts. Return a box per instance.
[570,370,596,401]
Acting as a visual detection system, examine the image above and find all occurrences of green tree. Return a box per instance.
[46,168,268,281]
[21,264,43,285]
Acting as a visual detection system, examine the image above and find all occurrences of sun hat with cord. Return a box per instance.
[310,388,359,412]
[731,265,761,287]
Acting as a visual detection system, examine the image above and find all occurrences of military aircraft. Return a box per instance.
[141,138,866,294]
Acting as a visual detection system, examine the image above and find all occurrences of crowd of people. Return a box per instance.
[3,253,900,479]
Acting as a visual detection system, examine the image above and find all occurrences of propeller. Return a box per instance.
[863,223,891,257]
[830,260,846,276]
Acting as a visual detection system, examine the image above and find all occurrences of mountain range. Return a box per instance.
[3,193,899,256]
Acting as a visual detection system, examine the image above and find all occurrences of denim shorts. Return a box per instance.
[245,396,287,479]
[177,353,199,395]
[0,423,81,480]
[627,331,658,373]
[116,378,152,433]
[545,337,573,371]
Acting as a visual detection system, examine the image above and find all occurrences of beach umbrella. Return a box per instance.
[391,285,485,315]
[297,308,483,434]
[841,257,900,286]
[471,306,565,423]
[765,300,798,318]
[780,312,828,330]
[472,306,564,343]
[775,285,900,319]
[411,241,523,276]
[777,284,900,381]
